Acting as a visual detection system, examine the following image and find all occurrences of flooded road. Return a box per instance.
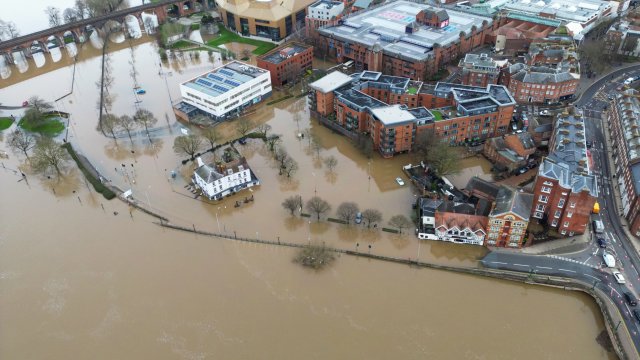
[0,38,616,359]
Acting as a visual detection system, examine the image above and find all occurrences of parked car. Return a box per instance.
[355,212,363,224]
[597,238,607,248]
[539,110,551,116]
[238,137,247,145]
[633,310,640,322]
[516,167,528,175]
[396,177,405,186]
[613,271,626,284]
[624,292,638,306]
[603,251,616,268]
[624,77,635,85]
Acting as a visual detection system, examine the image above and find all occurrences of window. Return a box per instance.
[558,198,565,207]
[536,204,545,211]
[534,211,543,218]
[554,210,561,218]
[563,221,570,227]
[551,219,558,227]
[570,202,576,208]
[561,229,567,235]
[539,195,548,203]
[541,186,551,193]
[567,212,573,218]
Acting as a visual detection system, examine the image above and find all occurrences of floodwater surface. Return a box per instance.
[0,36,615,359]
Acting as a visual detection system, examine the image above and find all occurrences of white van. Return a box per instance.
[592,220,605,234]
[624,77,634,85]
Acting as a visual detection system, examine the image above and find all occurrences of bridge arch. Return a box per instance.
[30,40,48,54]
[46,35,64,49]
[182,1,194,11]
[62,30,80,44]
[124,14,143,38]
[167,4,180,17]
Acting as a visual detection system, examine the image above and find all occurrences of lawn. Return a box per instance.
[407,87,418,95]
[431,110,443,121]
[170,40,195,49]
[207,24,276,55]
[19,118,65,136]
[0,117,14,131]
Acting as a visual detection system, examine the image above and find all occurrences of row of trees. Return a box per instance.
[171,117,256,160]
[7,129,70,176]
[100,108,158,145]
[43,0,130,27]
[282,197,413,233]
[0,19,19,40]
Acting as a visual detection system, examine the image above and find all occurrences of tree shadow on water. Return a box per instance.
[284,216,304,231]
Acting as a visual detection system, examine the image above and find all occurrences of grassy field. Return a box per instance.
[19,118,65,136]
[207,24,276,55]
[431,110,443,121]
[170,40,194,49]
[0,117,14,131]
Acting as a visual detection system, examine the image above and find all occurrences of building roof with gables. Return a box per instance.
[490,186,533,220]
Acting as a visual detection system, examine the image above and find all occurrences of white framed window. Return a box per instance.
[536,204,545,211]
[554,210,561,218]
[563,221,570,227]
[557,198,565,207]
[534,211,543,218]
[570,202,576,208]
[551,219,558,227]
[541,186,551,193]
[567,212,573,218]
[561,229,567,235]
[539,195,548,203]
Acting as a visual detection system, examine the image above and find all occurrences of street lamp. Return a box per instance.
[312,172,317,195]
[216,207,221,233]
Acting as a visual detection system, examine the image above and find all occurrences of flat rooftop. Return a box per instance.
[370,105,416,126]
[501,0,610,24]
[182,61,267,98]
[310,71,354,93]
[310,0,343,10]
[319,0,491,62]
[259,42,311,65]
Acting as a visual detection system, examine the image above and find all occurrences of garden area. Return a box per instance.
[19,113,65,136]
[207,24,276,55]
[0,116,14,131]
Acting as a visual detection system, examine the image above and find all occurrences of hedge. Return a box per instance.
[382,227,400,234]
[327,217,348,224]
[62,143,116,200]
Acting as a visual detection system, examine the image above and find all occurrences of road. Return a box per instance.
[483,66,640,354]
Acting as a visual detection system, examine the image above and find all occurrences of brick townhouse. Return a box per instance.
[502,62,579,104]
[608,90,640,236]
[309,70,516,157]
[483,132,536,172]
[530,113,598,236]
[459,53,509,87]
[315,1,501,80]
[485,186,533,248]
[256,42,313,86]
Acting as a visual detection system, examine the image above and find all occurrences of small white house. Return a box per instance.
[193,157,259,200]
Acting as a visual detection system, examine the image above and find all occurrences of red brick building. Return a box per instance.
[309,70,516,157]
[256,42,313,86]
[502,62,579,104]
[485,19,556,55]
[486,186,533,248]
[483,132,536,172]
[459,53,509,87]
[530,113,598,236]
[608,91,640,237]
[316,2,499,80]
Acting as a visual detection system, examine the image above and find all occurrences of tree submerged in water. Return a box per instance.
[293,244,336,269]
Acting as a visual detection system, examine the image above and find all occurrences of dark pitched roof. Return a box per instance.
[490,186,533,220]
[465,176,500,200]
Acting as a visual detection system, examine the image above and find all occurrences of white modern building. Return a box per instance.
[193,156,260,201]
[308,0,344,20]
[176,61,272,121]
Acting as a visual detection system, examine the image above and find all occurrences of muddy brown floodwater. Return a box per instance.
[0,37,615,359]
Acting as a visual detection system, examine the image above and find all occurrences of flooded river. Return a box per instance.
[0,35,615,358]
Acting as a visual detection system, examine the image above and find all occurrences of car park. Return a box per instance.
[613,271,626,284]
[624,292,638,306]
[396,177,405,186]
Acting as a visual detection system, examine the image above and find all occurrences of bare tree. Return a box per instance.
[256,123,271,137]
[118,115,137,145]
[282,195,303,215]
[201,127,220,151]
[27,96,53,114]
[62,8,79,24]
[310,134,323,158]
[362,209,382,228]
[8,129,35,160]
[266,134,281,152]
[173,134,203,160]
[85,0,129,16]
[74,0,88,19]
[274,146,290,174]
[324,155,338,171]
[337,202,359,224]
[282,157,299,178]
[31,137,71,177]
[235,118,253,138]
[0,20,20,39]
[388,215,413,234]
[425,141,461,177]
[241,48,251,60]
[133,108,157,142]
[100,114,120,143]
[306,196,331,220]
[45,6,62,27]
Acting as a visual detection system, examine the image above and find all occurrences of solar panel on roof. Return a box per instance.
[224,79,241,87]
[219,69,235,77]
[207,74,224,82]
[213,84,229,93]
[196,78,213,87]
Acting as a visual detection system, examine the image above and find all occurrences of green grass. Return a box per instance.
[407,87,418,95]
[207,24,277,55]
[190,23,201,31]
[431,110,443,121]
[18,118,65,136]
[170,40,194,49]
[0,117,14,131]
[62,143,116,200]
